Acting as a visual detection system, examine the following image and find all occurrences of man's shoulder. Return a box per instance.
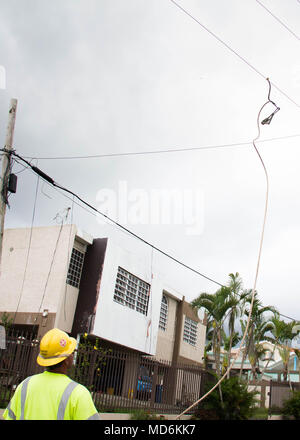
[18,374,37,386]
[70,381,93,398]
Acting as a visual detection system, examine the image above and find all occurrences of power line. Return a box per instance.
[8,149,224,288]
[12,174,40,324]
[9,151,300,324]
[169,0,300,109]
[7,152,297,321]
[255,0,300,41]
[176,77,282,419]
[20,134,300,161]
[35,211,70,323]
[35,218,64,319]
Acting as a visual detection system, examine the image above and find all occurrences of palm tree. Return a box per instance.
[191,285,237,377]
[225,273,245,377]
[221,330,241,375]
[278,345,292,383]
[273,319,300,382]
[239,291,277,379]
[247,320,275,381]
[202,320,213,369]
[262,315,296,376]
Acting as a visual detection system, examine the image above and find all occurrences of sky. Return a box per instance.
[0,0,299,326]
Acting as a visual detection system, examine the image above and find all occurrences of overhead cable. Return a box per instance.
[18,134,300,161]
[176,77,279,419]
[169,0,300,109]
[12,175,40,324]
[4,145,299,324]
[18,160,299,325]
[3,149,223,288]
[255,0,300,41]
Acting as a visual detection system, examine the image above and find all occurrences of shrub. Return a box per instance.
[193,376,259,420]
[282,391,300,419]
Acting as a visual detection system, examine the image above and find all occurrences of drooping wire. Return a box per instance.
[4,142,300,321]
[175,78,279,419]
[34,208,71,323]
[5,147,300,324]
[24,160,300,326]
[63,199,74,322]
[12,174,40,324]
[3,150,223,288]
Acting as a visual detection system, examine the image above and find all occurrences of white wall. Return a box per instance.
[0,225,92,332]
[155,294,178,362]
[179,315,206,364]
[0,226,71,312]
[92,238,165,355]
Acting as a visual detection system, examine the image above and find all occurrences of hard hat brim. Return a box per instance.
[37,336,77,367]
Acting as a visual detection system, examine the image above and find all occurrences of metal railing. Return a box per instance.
[0,330,209,414]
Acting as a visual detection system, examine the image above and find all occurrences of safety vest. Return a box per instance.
[4,371,100,420]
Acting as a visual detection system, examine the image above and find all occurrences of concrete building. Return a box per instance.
[0,225,206,365]
[0,225,92,337]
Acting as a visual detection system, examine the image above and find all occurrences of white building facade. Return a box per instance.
[0,225,206,366]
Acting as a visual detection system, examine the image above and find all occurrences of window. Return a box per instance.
[66,248,85,288]
[159,295,168,331]
[183,316,197,346]
[113,267,150,315]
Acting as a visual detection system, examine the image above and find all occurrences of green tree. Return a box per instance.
[239,291,277,379]
[271,318,300,382]
[221,330,241,375]
[191,285,235,377]
[0,312,13,330]
[225,273,246,377]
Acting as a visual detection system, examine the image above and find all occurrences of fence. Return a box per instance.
[268,379,300,414]
[0,330,42,407]
[0,330,211,415]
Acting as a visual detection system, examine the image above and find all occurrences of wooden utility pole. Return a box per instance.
[0,98,18,271]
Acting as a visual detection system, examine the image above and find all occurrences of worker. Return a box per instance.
[3,328,100,420]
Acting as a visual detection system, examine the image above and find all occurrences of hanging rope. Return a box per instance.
[175,78,280,419]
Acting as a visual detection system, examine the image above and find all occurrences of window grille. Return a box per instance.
[66,248,85,288]
[183,316,197,346]
[159,295,168,331]
[114,267,150,315]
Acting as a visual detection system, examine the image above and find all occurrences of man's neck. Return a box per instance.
[46,368,68,375]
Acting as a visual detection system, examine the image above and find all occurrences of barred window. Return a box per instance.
[183,316,197,346]
[113,267,150,315]
[159,295,168,331]
[66,248,85,288]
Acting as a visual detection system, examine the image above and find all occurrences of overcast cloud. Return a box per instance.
[0,0,300,324]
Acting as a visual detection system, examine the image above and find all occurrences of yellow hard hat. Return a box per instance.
[37,328,77,367]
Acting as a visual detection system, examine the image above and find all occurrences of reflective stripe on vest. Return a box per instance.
[20,376,31,420]
[20,376,79,420]
[6,402,16,420]
[56,380,79,420]
[87,412,100,420]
